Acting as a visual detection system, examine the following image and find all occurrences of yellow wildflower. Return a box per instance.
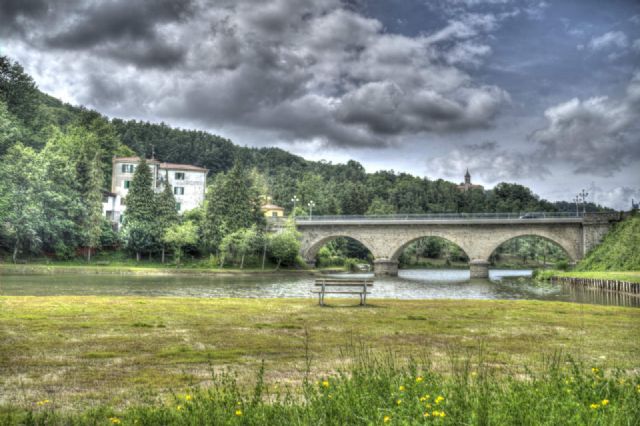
[618,379,625,385]
[435,396,445,404]
[419,396,426,402]
[383,415,391,423]
[590,403,599,410]
[322,380,329,388]
[416,376,423,383]
[109,418,121,425]
[36,399,50,406]
[431,410,445,417]
[185,394,192,401]
[423,412,430,417]
[396,399,402,405]
[176,405,184,411]
[471,372,477,377]
[601,399,609,406]
[235,409,243,416]
[636,384,640,393]
[399,385,405,391]
[591,367,599,374]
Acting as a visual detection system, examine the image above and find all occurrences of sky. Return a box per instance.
[1,0,639,209]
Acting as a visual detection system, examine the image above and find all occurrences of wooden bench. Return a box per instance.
[311,278,373,306]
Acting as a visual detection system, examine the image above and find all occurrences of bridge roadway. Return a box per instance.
[270,212,622,278]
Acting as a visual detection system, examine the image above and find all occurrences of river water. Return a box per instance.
[0,269,637,308]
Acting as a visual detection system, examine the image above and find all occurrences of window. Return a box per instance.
[272,212,277,217]
[121,164,135,173]
[124,180,131,189]
[175,172,185,180]
[176,203,181,211]
[174,187,184,195]
[102,195,109,203]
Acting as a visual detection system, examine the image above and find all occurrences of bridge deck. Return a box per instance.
[282,212,586,226]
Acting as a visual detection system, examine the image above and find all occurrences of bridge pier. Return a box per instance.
[469,260,490,279]
[373,259,399,277]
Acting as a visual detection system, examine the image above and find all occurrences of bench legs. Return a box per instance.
[317,291,367,306]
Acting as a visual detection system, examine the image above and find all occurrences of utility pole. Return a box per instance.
[573,196,580,217]
[579,189,589,215]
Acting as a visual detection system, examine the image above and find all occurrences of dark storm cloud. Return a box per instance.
[0,0,50,35]
[46,0,194,49]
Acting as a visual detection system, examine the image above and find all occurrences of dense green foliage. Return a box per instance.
[576,214,640,271]
[3,351,638,425]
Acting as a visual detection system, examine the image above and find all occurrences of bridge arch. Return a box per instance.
[302,234,375,264]
[483,232,578,264]
[389,234,471,263]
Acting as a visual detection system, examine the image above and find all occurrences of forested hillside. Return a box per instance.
[0,56,612,262]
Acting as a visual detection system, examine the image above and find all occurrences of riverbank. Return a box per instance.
[536,269,640,284]
[0,296,638,412]
[0,262,317,277]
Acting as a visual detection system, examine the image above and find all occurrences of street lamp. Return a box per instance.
[308,200,315,219]
[573,196,580,217]
[291,195,299,215]
[579,189,589,215]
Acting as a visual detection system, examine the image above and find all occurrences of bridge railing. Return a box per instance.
[290,212,586,221]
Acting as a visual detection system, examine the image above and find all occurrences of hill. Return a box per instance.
[576,213,640,271]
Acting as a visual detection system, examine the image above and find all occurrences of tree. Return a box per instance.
[162,221,199,265]
[0,56,39,126]
[0,100,22,156]
[84,153,104,261]
[123,157,158,260]
[366,197,395,215]
[0,144,44,262]
[219,226,260,269]
[156,173,179,263]
[204,161,265,253]
[268,220,301,269]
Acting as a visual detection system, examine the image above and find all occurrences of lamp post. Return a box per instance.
[308,200,315,220]
[579,189,589,215]
[291,195,299,215]
[573,196,580,217]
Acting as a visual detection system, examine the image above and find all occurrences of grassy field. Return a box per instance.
[1,296,638,415]
[0,263,313,277]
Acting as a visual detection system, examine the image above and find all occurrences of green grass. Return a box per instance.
[0,296,638,413]
[577,214,640,271]
[536,269,640,284]
[0,262,312,276]
[1,348,639,425]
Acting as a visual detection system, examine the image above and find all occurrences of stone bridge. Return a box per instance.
[271,212,622,278]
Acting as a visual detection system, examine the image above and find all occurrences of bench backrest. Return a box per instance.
[314,279,373,287]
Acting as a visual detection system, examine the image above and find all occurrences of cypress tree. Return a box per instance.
[123,157,157,260]
[85,152,104,261]
[204,161,265,253]
[156,171,179,263]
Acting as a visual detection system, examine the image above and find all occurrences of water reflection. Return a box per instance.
[0,269,637,308]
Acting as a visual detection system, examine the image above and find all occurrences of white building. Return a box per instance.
[104,156,208,227]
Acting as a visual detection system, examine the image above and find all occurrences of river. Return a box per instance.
[0,269,637,307]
